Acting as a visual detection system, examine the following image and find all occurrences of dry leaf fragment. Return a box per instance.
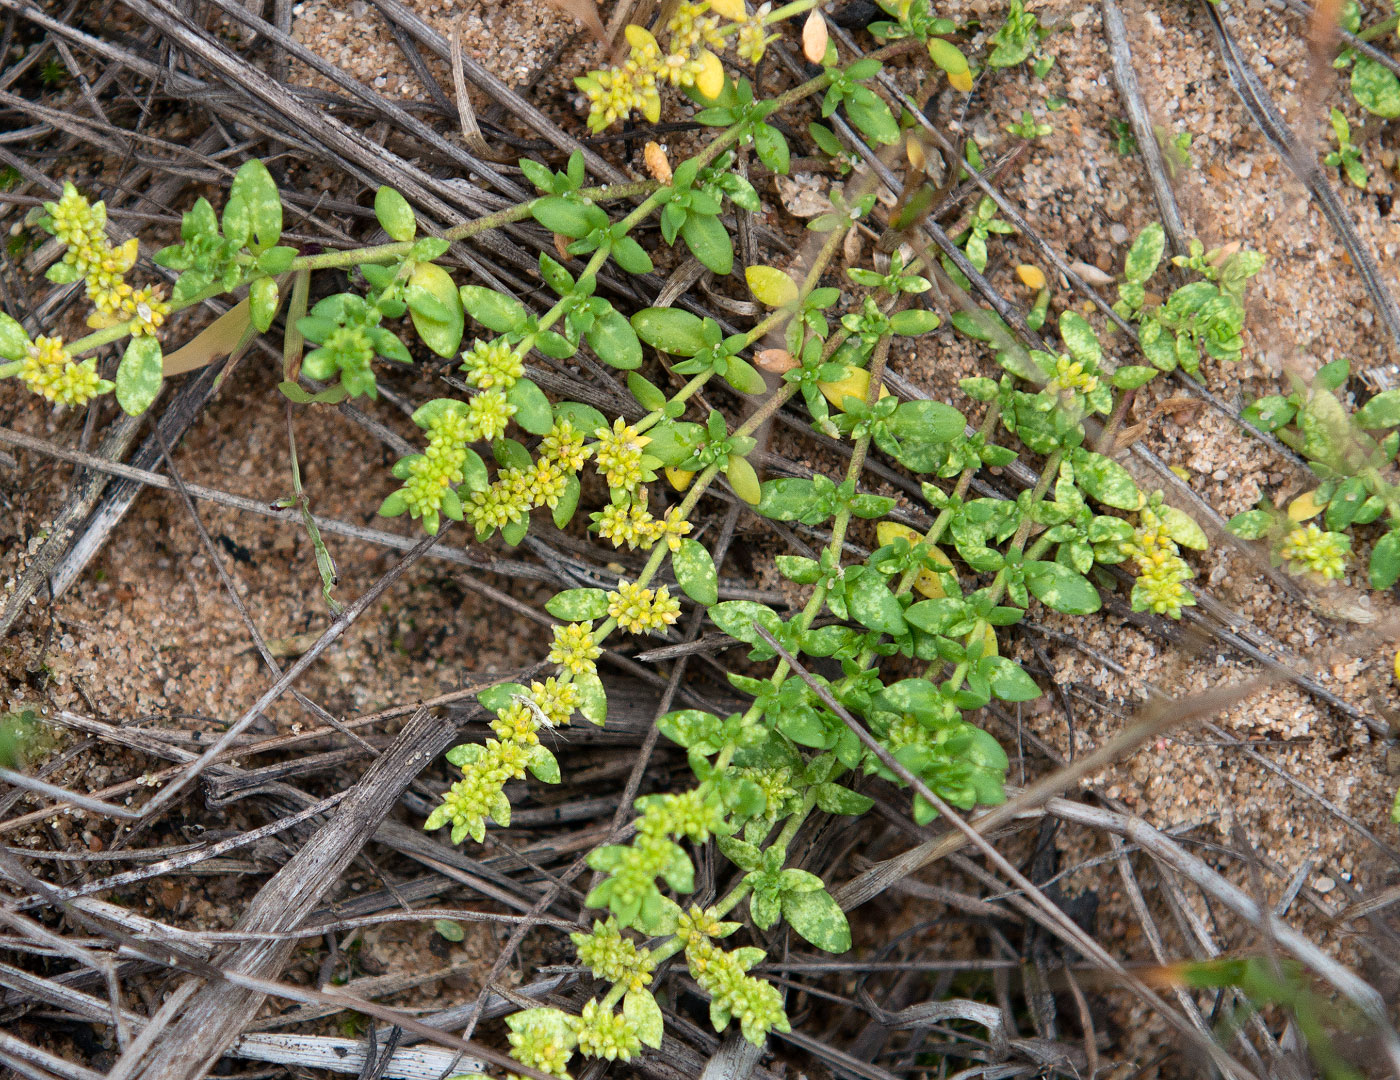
[644,141,673,184]
[163,298,255,376]
[755,348,798,373]
[803,9,829,63]
[554,232,571,261]
[542,0,607,43]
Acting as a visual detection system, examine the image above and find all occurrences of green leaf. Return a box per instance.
[407,263,464,358]
[1226,509,1274,540]
[459,286,526,332]
[708,601,782,647]
[231,159,283,252]
[984,656,1040,701]
[0,312,30,360]
[553,473,581,529]
[631,308,708,356]
[249,276,280,333]
[673,538,718,605]
[586,307,642,369]
[1112,365,1158,390]
[781,887,851,952]
[1123,223,1165,285]
[575,670,607,725]
[433,918,464,942]
[532,195,595,237]
[546,587,609,621]
[1025,560,1100,614]
[611,235,654,275]
[527,743,561,784]
[374,185,416,241]
[846,573,906,635]
[888,308,941,336]
[278,380,348,404]
[1058,311,1101,364]
[657,709,723,751]
[814,782,874,815]
[1158,505,1208,550]
[1073,449,1140,509]
[221,194,251,250]
[722,356,767,395]
[726,454,762,504]
[680,211,734,275]
[46,260,82,285]
[115,337,163,416]
[1356,389,1400,430]
[1352,56,1400,118]
[257,246,297,275]
[627,372,667,411]
[1370,530,1400,589]
[888,399,967,446]
[625,989,664,1050]
[844,85,899,145]
[506,378,553,435]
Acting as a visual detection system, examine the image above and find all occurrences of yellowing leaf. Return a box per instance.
[709,0,746,17]
[625,24,659,50]
[745,265,799,307]
[1169,465,1191,481]
[666,467,696,492]
[818,366,888,411]
[948,69,974,93]
[695,49,725,100]
[1288,490,1326,522]
[876,521,953,598]
[1015,264,1046,290]
[803,9,829,63]
[1394,647,1400,684]
[971,622,998,658]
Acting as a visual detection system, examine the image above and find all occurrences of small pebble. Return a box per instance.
[1314,876,1336,893]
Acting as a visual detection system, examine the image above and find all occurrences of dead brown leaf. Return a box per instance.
[162,298,255,376]
[543,0,607,43]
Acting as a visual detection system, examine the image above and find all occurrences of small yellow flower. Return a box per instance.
[548,621,603,675]
[607,579,681,635]
[18,336,110,407]
[593,417,652,492]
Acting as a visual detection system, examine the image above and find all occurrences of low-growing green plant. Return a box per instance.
[1110,118,1138,156]
[1335,0,1400,120]
[1233,358,1400,588]
[1111,223,1264,380]
[1324,106,1370,189]
[986,0,1055,78]
[1005,109,1052,139]
[2,4,1235,1072]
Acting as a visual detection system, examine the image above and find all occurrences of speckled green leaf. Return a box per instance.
[374,185,416,242]
[433,918,464,942]
[231,159,283,252]
[0,313,30,361]
[1073,449,1139,510]
[575,670,607,725]
[1159,505,1208,550]
[673,538,718,606]
[781,887,851,952]
[115,336,163,416]
[546,587,609,621]
[1352,56,1400,119]
[1025,560,1100,614]
[625,989,664,1050]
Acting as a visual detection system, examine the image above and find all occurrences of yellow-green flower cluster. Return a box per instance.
[593,417,654,493]
[1047,354,1100,396]
[1279,523,1350,580]
[43,183,170,333]
[44,183,111,278]
[548,621,603,676]
[542,418,590,473]
[736,3,778,63]
[467,388,515,442]
[571,918,657,992]
[636,788,727,843]
[458,416,589,538]
[506,1008,577,1080]
[575,0,742,132]
[17,336,111,407]
[427,681,570,845]
[571,999,641,1062]
[607,579,681,635]
[461,337,524,390]
[391,402,473,534]
[683,925,790,1045]
[1121,507,1196,619]
[591,497,693,553]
